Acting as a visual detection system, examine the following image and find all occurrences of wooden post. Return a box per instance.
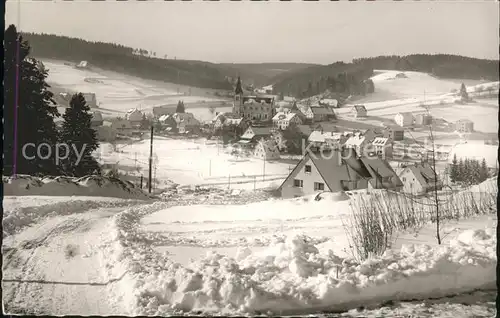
[148,125,153,193]
[140,175,143,189]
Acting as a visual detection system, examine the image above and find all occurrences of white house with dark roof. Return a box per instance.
[371,137,393,158]
[272,111,302,130]
[254,139,281,160]
[278,148,402,198]
[343,134,368,157]
[398,162,443,195]
[240,126,273,143]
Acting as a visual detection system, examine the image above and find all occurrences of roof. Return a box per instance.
[402,163,439,187]
[396,112,413,118]
[360,156,404,189]
[296,125,312,137]
[311,107,334,115]
[372,137,390,146]
[320,99,338,107]
[308,131,343,143]
[352,105,367,112]
[159,114,172,121]
[315,123,337,132]
[456,118,474,124]
[224,118,243,126]
[344,135,366,147]
[447,143,498,168]
[272,112,298,122]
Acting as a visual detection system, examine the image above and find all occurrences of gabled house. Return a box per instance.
[311,106,336,122]
[371,137,393,158]
[172,113,201,134]
[272,111,302,130]
[351,105,367,119]
[240,126,273,143]
[278,148,402,198]
[307,131,346,151]
[159,114,177,129]
[455,119,474,133]
[126,109,144,128]
[254,139,281,160]
[394,112,414,127]
[298,105,314,123]
[398,162,443,196]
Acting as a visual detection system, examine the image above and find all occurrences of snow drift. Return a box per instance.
[2,174,151,199]
[107,202,496,316]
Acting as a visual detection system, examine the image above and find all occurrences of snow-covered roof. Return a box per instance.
[320,99,338,107]
[159,114,171,122]
[448,143,498,168]
[308,131,343,143]
[352,105,367,112]
[344,135,366,147]
[272,112,298,122]
[372,137,390,146]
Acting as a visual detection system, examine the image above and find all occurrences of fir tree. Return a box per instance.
[235,76,243,96]
[176,100,185,113]
[3,25,61,177]
[479,158,489,182]
[449,154,459,183]
[457,158,465,183]
[459,83,469,101]
[59,93,101,177]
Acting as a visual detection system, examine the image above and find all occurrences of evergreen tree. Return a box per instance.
[449,154,459,183]
[176,100,185,113]
[59,93,101,177]
[479,158,489,182]
[235,76,243,95]
[459,83,469,101]
[457,158,465,183]
[140,113,150,130]
[3,25,61,177]
[470,159,481,184]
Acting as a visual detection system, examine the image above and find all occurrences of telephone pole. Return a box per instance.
[148,125,154,193]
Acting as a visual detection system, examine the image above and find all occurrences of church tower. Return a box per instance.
[233,76,243,116]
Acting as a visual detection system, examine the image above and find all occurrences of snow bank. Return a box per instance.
[110,203,496,316]
[2,174,151,199]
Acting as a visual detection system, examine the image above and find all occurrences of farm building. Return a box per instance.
[351,105,367,119]
[394,112,414,127]
[455,119,474,133]
[278,148,402,198]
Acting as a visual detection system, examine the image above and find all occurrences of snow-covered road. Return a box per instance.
[2,204,134,315]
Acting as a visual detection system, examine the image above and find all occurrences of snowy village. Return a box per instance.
[3,1,499,317]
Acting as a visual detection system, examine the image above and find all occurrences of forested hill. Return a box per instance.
[22,32,233,90]
[269,54,499,98]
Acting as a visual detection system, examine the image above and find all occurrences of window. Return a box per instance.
[305,165,312,173]
[314,182,325,191]
[402,177,406,182]
[293,179,303,187]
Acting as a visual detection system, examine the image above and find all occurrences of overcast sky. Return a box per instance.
[5,1,499,64]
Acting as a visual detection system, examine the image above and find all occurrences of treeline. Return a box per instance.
[449,155,492,186]
[270,54,499,99]
[22,32,233,90]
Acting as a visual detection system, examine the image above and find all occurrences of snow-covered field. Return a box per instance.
[43,60,227,120]
[96,137,292,190]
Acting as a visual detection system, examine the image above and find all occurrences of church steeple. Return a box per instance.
[233,76,243,116]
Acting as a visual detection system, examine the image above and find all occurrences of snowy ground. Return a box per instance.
[43,60,229,121]
[96,137,293,190]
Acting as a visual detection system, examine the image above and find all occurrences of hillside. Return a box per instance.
[269,55,499,99]
[22,33,233,91]
[219,63,319,87]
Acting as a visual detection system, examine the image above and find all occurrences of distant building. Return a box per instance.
[398,162,443,196]
[313,123,338,133]
[308,131,346,151]
[371,137,393,158]
[455,119,474,133]
[311,106,336,122]
[361,128,384,143]
[254,139,281,160]
[351,105,367,119]
[394,112,414,127]
[82,93,97,108]
[235,96,274,122]
[319,99,339,108]
[414,113,433,126]
[91,111,104,127]
[158,114,177,129]
[297,105,315,123]
[277,148,403,198]
[343,134,368,157]
[240,126,273,144]
[172,113,201,134]
[272,111,302,130]
[383,125,404,141]
[126,109,144,127]
[111,119,133,137]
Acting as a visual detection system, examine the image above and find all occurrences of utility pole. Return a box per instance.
[148,125,154,193]
[262,157,266,181]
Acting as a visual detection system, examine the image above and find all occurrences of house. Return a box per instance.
[240,126,273,143]
[254,139,281,160]
[111,119,133,137]
[311,106,336,122]
[398,162,443,196]
[394,112,414,127]
[277,148,402,198]
[361,128,384,143]
[82,93,97,108]
[351,105,367,119]
[91,111,104,127]
[153,106,174,118]
[233,95,274,122]
[308,131,346,151]
[313,123,338,133]
[455,119,474,133]
[297,105,314,123]
[319,99,339,108]
[159,114,177,129]
[383,125,404,141]
[126,109,144,128]
[371,137,393,158]
[415,113,432,126]
[172,113,201,134]
[272,111,302,130]
[343,134,368,157]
